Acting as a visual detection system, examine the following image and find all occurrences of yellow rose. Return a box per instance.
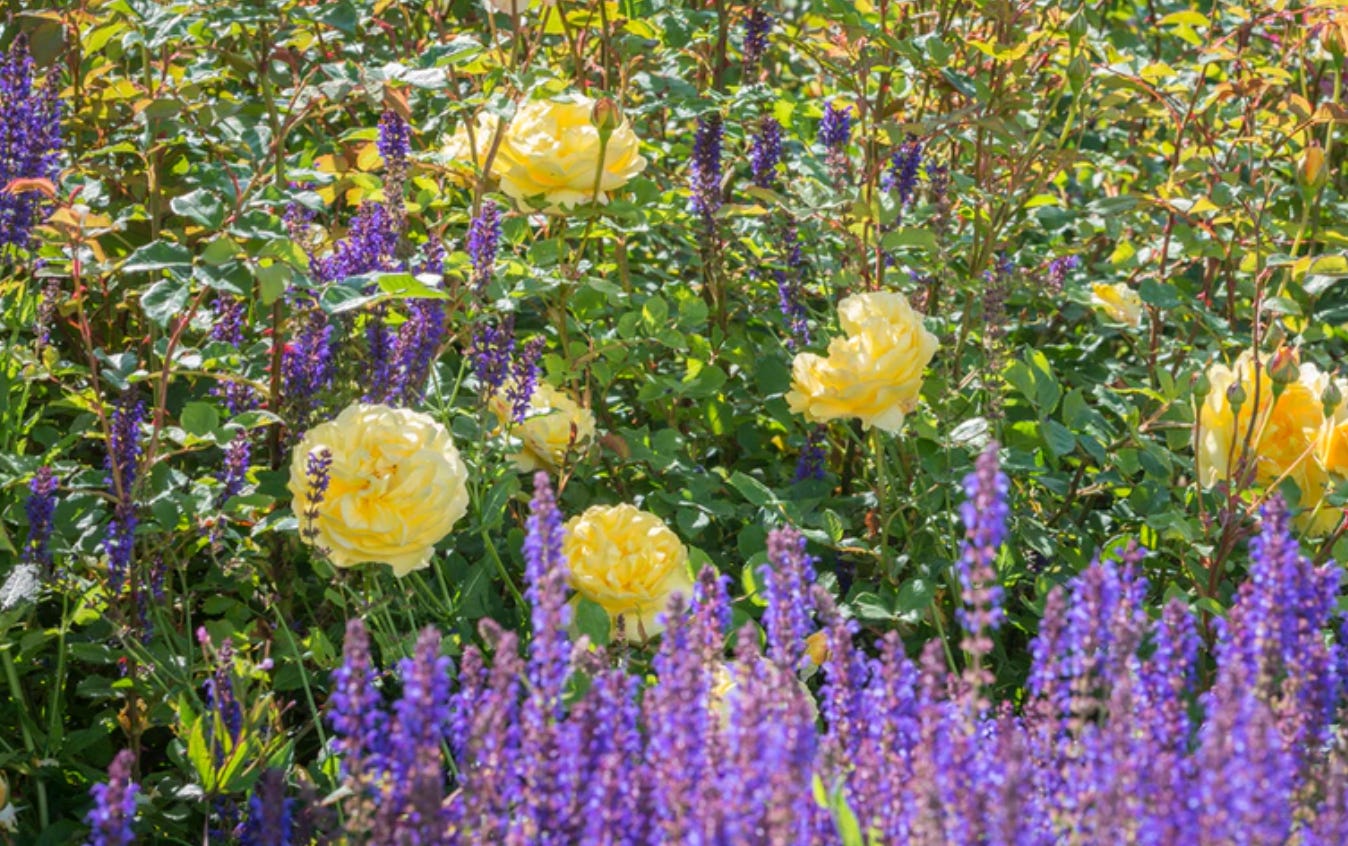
[288,403,470,576]
[1195,351,1343,533]
[495,96,646,211]
[490,382,596,472]
[442,113,504,186]
[1090,282,1144,327]
[562,504,692,640]
[785,291,938,433]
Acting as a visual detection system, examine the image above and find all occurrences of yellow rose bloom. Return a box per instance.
[490,382,596,472]
[442,113,504,186]
[288,403,470,576]
[562,504,692,640]
[785,291,938,433]
[1195,351,1344,533]
[1090,282,1144,327]
[495,96,646,211]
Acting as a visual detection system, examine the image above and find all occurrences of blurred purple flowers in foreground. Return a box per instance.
[92,448,1348,843]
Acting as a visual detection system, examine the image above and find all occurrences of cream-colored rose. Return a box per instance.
[442,113,505,187]
[1195,351,1343,533]
[288,403,470,576]
[495,96,646,211]
[1090,282,1144,327]
[490,383,596,471]
[562,504,692,640]
[785,291,938,433]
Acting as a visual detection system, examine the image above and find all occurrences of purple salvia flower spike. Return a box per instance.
[761,526,817,671]
[690,115,724,226]
[22,466,58,571]
[0,35,62,256]
[85,749,139,846]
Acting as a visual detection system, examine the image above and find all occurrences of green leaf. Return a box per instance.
[201,237,238,266]
[574,597,611,646]
[141,279,191,328]
[181,402,221,437]
[170,188,226,229]
[1042,419,1077,457]
[1138,279,1181,309]
[728,471,778,508]
[257,263,290,306]
[123,241,193,276]
[879,227,937,251]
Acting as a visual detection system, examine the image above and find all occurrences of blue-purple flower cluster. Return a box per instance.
[689,115,724,226]
[103,395,144,593]
[22,466,58,570]
[84,749,138,846]
[304,454,1348,844]
[467,201,501,295]
[750,116,782,190]
[0,35,61,255]
[742,7,773,69]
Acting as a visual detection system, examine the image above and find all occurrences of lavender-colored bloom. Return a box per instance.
[818,101,852,185]
[452,621,524,841]
[0,35,61,255]
[506,336,545,423]
[240,769,293,846]
[363,306,396,404]
[956,443,1008,681]
[1045,255,1079,293]
[689,115,724,224]
[199,629,243,765]
[377,110,410,180]
[208,296,258,416]
[468,201,502,295]
[35,274,59,348]
[926,160,951,236]
[104,396,144,593]
[516,472,576,842]
[750,116,782,189]
[216,432,251,509]
[299,447,332,547]
[817,102,852,150]
[578,668,642,845]
[472,316,515,396]
[85,749,138,846]
[761,526,817,670]
[309,202,399,285]
[742,7,773,68]
[884,136,924,207]
[280,300,334,435]
[776,219,809,347]
[22,466,58,570]
[389,298,447,406]
[328,618,386,839]
[794,425,828,481]
[378,627,452,844]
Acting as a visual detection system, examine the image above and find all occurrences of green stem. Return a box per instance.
[482,528,526,609]
[270,609,327,752]
[2,648,48,830]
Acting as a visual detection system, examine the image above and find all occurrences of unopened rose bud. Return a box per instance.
[591,97,622,137]
[1193,371,1211,404]
[1268,346,1300,387]
[1227,380,1247,412]
[1323,379,1343,417]
[1299,144,1328,194]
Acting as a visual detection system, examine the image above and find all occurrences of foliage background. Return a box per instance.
[2,0,1348,841]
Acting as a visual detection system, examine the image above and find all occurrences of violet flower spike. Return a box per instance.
[468,201,502,296]
[0,35,62,256]
[22,466,58,571]
[689,115,724,225]
[85,749,139,846]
